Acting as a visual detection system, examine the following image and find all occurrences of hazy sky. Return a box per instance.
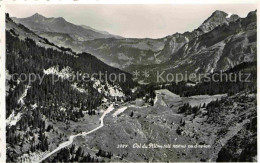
[6,4,257,38]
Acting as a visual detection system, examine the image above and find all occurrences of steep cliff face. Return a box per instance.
[167,10,256,74]
[157,10,241,64]
[129,10,256,79]
[124,10,256,80]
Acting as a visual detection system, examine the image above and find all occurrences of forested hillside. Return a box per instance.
[6,14,135,161]
[163,62,257,97]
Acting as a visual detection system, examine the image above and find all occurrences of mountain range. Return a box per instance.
[128,10,257,81]
[12,13,122,41]
[11,10,257,76]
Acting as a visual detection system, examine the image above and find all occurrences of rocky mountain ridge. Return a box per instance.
[126,10,256,81]
[11,10,257,80]
[12,13,122,41]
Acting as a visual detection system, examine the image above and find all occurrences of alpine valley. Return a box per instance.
[6,9,257,162]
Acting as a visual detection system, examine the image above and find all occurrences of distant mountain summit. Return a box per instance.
[30,13,47,20]
[198,10,240,33]
[12,13,123,41]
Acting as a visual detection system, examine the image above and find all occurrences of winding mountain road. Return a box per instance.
[38,104,115,163]
[38,91,176,162]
